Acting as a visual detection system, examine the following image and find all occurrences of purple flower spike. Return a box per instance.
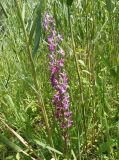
[43,11,73,130]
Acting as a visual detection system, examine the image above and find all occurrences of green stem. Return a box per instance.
[67,5,86,160]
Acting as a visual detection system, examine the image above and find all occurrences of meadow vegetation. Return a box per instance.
[0,0,119,159]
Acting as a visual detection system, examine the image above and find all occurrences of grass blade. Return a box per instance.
[0,134,22,153]
[0,134,37,160]
[32,1,42,58]
[34,139,63,156]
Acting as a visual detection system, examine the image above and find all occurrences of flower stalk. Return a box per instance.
[43,11,73,155]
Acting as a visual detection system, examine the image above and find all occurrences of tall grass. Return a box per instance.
[0,0,119,159]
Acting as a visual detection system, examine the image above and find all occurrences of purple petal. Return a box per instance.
[49,43,56,52]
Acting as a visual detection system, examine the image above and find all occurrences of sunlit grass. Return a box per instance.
[0,0,119,159]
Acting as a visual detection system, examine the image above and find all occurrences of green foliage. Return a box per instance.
[0,0,119,159]
[66,0,74,6]
[0,135,23,153]
[31,1,43,58]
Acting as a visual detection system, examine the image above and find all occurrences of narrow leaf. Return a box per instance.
[32,1,42,58]
[0,134,22,152]
[34,139,63,155]
[0,135,36,160]
[29,19,37,45]
[22,2,25,22]
[0,2,8,18]
[105,0,112,13]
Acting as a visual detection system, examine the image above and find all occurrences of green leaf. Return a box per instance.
[4,94,15,108]
[105,0,112,13]
[4,94,19,118]
[67,0,74,6]
[0,134,22,152]
[16,153,21,160]
[71,149,77,160]
[29,18,37,45]
[0,135,33,159]
[32,1,42,58]
[78,60,86,67]
[4,156,14,160]
[34,139,63,155]
[82,70,91,75]
[78,24,84,40]
[0,2,8,18]
[99,139,115,154]
[29,4,38,45]
[22,2,25,22]
[99,142,109,153]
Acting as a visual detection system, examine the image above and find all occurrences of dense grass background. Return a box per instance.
[0,0,119,159]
